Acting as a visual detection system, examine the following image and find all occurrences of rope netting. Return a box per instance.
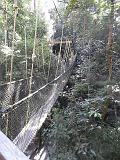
[0,51,76,152]
[0,23,76,145]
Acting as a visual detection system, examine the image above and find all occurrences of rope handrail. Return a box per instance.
[0,74,46,87]
[13,54,76,152]
[1,54,76,114]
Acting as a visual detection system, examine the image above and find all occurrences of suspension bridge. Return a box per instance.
[0,39,76,160]
[0,0,77,159]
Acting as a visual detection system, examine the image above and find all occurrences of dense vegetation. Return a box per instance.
[41,0,120,160]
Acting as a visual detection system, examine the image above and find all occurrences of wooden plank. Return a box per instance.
[0,131,29,160]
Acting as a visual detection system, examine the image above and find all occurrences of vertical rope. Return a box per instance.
[10,1,18,83]
[41,43,46,81]
[24,26,28,79]
[65,39,70,67]
[5,113,9,136]
[88,40,91,99]
[26,1,39,123]
[29,17,38,94]
[47,50,52,82]
[68,40,72,57]
[3,0,8,46]
[63,40,67,72]
[107,0,114,83]
[55,24,64,77]
[3,0,8,81]
[34,0,36,11]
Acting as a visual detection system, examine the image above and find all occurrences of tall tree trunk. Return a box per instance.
[107,0,114,83]
[106,0,115,97]
[102,0,115,120]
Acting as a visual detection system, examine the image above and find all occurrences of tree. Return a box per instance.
[0,0,49,83]
[44,1,120,159]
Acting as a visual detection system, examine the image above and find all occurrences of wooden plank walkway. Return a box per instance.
[13,55,76,153]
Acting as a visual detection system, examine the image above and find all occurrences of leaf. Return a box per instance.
[66,0,78,13]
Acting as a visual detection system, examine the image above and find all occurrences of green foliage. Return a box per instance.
[44,94,120,160]
[73,83,89,97]
[42,0,120,159]
[89,127,120,160]
[0,0,50,82]
[66,0,78,13]
[88,110,102,119]
[44,77,120,160]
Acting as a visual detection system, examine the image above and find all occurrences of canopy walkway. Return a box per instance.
[0,40,76,159]
[0,0,76,159]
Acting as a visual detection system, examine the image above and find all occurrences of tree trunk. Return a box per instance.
[107,0,114,83]
[103,0,115,120]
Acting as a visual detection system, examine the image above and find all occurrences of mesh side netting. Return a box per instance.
[0,54,59,111]
[0,58,59,134]
[0,76,47,111]
[0,53,76,152]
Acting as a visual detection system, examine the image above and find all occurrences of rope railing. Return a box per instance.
[0,20,76,155]
[0,76,47,111]
[0,49,76,138]
[13,54,76,152]
[0,51,71,110]
[0,10,75,139]
[0,37,74,112]
[1,57,75,114]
